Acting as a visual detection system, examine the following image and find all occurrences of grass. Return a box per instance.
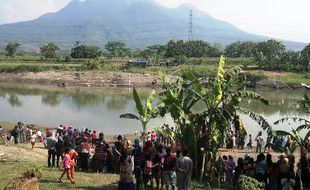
[278,72,310,84]
[0,56,308,87]
[0,143,229,190]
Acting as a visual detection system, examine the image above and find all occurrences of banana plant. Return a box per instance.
[120,87,160,140]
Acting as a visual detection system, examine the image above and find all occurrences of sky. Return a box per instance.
[0,0,309,43]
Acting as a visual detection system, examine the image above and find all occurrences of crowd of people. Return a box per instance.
[3,122,310,190]
[41,124,192,190]
[216,151,310,190]
[0,122,43,147]
[223,130,310,155]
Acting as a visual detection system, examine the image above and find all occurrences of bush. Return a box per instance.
[238,175,264,190]
[80,60,105,70]
[22,167,42,179]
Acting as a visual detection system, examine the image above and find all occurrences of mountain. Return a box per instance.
[0,0,306,50]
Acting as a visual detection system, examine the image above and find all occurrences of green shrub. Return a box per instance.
[80,60,105,70]
[239,175,264,190]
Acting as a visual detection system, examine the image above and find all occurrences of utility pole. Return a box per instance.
[188,9,193,41]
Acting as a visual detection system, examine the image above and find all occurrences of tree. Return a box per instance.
[165,40,186,58]
[254,40,285,70]
[40,43,60,59]
[5,42,21,58]
[120,88,160,140]
[139,45,166,61]
[71,44,102,59]
[224,41,257,58]
[105,41,130,58]
[158,56,269,178]
[301,43,310,70]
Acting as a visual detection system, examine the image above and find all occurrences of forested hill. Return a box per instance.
[0,0,306,50]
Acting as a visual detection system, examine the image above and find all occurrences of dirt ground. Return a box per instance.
[0,71,170,88]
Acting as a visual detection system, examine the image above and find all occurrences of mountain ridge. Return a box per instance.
[0,0,306,50]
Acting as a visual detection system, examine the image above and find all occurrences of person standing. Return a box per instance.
[232,134,236,151]
[91,130,97,147]
[45,133,57,167]
[226,155,236,185]
[247,134,252,150]
[11,126,19,144]
[233,158,245,189]
[94,133,109,173]
[255,131,264,153]
[119,149,134,190]
[162,147,177,190]
[80,137,91,172]
[176,149,193,190]
[56,137,65,168]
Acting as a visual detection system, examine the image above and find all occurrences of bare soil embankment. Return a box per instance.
[0,71,172,88]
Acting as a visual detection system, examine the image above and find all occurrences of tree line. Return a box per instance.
[2,39,310,72]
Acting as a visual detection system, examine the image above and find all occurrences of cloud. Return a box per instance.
[0,0,71,24]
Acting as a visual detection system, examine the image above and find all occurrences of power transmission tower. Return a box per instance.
[188,9,193,41]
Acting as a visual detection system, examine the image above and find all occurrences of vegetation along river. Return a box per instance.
[0,83,309,138]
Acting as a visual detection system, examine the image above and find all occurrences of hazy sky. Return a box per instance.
[0,0,309,43]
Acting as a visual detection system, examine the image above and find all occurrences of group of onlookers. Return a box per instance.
[224,130,310,155]
[0,122,42,148]
[42,124,193,189]
[218,151,310,190]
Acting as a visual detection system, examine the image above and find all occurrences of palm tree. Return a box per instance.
[120,88,160,140]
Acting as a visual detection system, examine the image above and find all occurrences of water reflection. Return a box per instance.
[41,92,60,107]
[70,90,106,110]
[8,94,22,107]
[106,96,130,111]
[0,83,309,135]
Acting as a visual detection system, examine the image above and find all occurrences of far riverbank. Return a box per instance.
[0,70,308,89]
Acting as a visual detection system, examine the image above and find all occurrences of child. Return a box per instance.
[59,148,75,184]
[30,132,36,150]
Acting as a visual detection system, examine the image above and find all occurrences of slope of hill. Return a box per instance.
[0,0,306,50]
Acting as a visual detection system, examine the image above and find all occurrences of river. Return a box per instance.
[0,83,309,137]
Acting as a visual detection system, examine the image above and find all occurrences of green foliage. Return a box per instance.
[71,44,102,59]
[254,40,286,70]
[165,40,222,58]
[301,43,310,65]
[40,43,60,59]
[5,42,21,58]
[239,175,264,190]
[158,56,269,179]
[120,88,159,135]
[105,41,131,58]
[80,59,104,70]
[224,41,257,58]
[302,94,310,113]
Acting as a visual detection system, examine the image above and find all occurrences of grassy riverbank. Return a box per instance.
[0,56,309,88]
[0,143,222,190]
